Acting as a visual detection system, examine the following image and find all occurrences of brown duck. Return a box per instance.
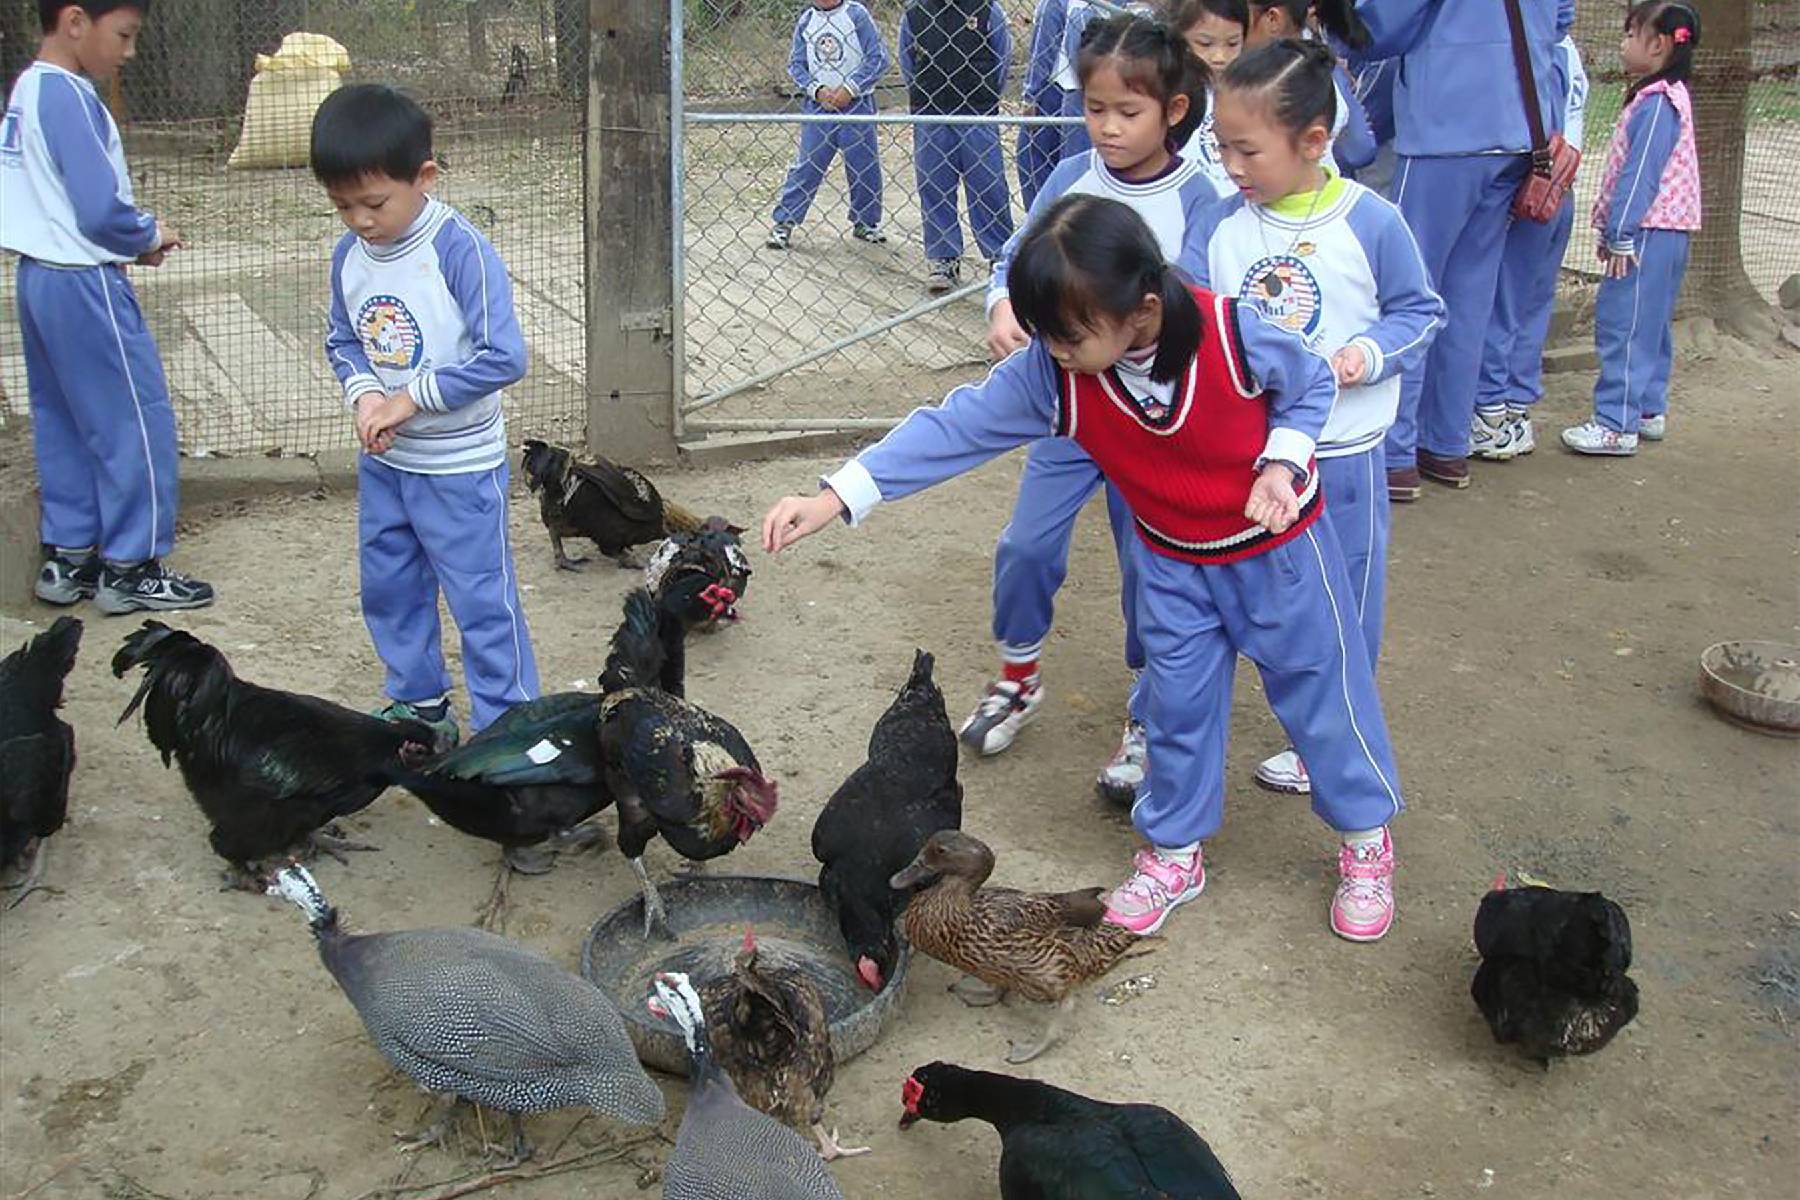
[696,928,868,1162]
[890,830,1145,1064]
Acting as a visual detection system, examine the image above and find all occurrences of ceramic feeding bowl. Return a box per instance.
[1699,640,1800,737]
[581,873,910,1075]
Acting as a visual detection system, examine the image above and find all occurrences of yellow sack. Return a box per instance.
[227,33,352,170]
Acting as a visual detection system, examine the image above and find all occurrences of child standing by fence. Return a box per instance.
[767,0,892,250]
[1563,2,1701,457]
[312,84,540,749]
[1017,0,1071,209]
[1167,0,1248,200]
[2,0,214,613]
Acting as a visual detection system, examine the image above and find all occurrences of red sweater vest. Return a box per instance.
[1055,288,1322,566]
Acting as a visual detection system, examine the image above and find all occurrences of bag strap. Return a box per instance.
[1502,0,1551,172]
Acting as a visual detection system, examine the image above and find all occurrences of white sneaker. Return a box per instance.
[1506,409,1536,456]
[1639,414,1666,441]
[1096,719,1147,805]
[958,679,1043,756]
[1470,408,1513,461]
[1561,420,1639,456]
[1254,747,1312,795]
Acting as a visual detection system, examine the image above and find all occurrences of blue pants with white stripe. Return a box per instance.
[17,259,178,563]
[1016,86,1066,209]
[914,122,1015,263]
[992,437,1143,713]
[1129,522,1404,847]
[1477,199,1575,411]
[358,457,540,732]
[772,97,883,229]
[1318,447,1389,667]
[1388,154,1528,467]
[1058,86,1091,161]
[1591,229,1688,434]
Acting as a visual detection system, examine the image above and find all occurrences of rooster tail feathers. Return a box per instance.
[602,588,665,694]
[660,499,704,535]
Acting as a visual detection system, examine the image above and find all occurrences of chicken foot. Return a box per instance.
[2,837,55,909]
[306,824,379,865]
[1005,994,1075,1065]
[629,856,674,941]
[394,1094,466,1154]
[551,534,588,572]
[812,1122,871,1162]
[949,975,1005,1008]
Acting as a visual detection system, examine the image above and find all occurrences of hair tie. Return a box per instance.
[1672,26,1690,43]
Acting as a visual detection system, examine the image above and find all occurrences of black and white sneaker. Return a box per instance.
[851,222,887,244]
[927,258,961,293]
[35,553,101,606]
[95,560,216,614]
[766,222,794,250]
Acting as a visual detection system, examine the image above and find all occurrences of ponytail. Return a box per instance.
[1626,1,1701,102]
[1221,36,1337,138]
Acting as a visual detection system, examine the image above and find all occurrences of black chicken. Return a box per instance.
[644,516,753,632]
[812,649,961,992]
[899,1062,1241,1199]
[1,617,82,907]
[1472,875,1640,1063]
[599,588,778,938]
[521,438,718,571]
[112,622,435,890]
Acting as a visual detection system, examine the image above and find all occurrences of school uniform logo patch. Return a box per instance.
[1241,254,1324,344]
[356,294,424,372]
[814,32,845,67]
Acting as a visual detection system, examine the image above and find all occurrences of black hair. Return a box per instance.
[1625,1,1701,102]
[1247,0,1369,51]
[309,84,435,187]
[39,0,147,32]
[1220,36,1337,138]
[1165,0,1248,35]
[1077,11,1210,139]
[1009,194,1202,385]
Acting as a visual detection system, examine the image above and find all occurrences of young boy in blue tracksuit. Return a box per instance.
[768,0,892,250]
[312,84,540,749]
[2,0,214,613]
[900,0,1015,293]
[1017,0,1070,208]
[1356,0,1573,500]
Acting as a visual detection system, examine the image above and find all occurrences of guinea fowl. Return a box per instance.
[272,865,665,1163]
[648,971,846,1199]
[1,616,82,907]
[644,517,753,632]
[112,622,435,890]
[899,1062,1241,1199]
[892,830,1144,1063]
[600,589,778,939]
[696,928,865,1161]
[812,649,961,992]
[521,438,714,571]
[1472,874,1640,1064]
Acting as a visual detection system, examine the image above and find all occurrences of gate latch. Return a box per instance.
[620,308,673,338]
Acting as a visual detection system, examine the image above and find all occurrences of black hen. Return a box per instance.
[899,1062,1240,1199]
[644,516,753,631]
[1471,877,1640,1063]
[112,622,435,889]
[1,616,82,907]
[812,649,961,992]
[521,438,713,571]
[599,589,778,938]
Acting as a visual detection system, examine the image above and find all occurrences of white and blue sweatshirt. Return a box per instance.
[325,197,527,475]
[1556,36,1589,153]
[1023,0,1070,107]
[0,62,158,265]
[1180,172,1442,458]
[788,0,892,109]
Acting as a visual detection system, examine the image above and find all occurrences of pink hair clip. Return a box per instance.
[1672,27,1691,44]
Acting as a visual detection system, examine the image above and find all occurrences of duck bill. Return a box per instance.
[889,861,934,889]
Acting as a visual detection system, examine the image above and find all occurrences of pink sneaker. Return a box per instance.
[1104,846,1205,935]
[1331,829,1395,942]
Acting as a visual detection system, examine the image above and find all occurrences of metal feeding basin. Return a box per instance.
[1699,640,1800,737]
[580,873,910,1075]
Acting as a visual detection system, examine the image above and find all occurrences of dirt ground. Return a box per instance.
[1,340,1797,1200]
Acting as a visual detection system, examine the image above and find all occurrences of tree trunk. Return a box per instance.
[470,0,493,71]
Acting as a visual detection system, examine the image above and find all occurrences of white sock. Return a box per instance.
[1155,842,1200,863]
[53,545,95,560]
[1341,828,1386,849]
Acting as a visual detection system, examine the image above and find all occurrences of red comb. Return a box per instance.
[901,1075,924,1114]
[1491,869,1508,892]
[741,925,757,953]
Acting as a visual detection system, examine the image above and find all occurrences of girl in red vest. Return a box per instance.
[763,194,1404,942]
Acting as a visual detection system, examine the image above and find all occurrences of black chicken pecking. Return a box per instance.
[112,622,436,890]
[899,1062,1241,1199]
[644,516,753,632]
[1,616,83,907]
[599,588,778,938]
[1471,875,1640,1064]
[812,649,961,992]
[521,438,724,571]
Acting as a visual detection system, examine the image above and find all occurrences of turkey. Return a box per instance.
[1,616,82,907]
[521,438,721,571]
[271,864,665,1163]
[648,971,846,1199]
[643,517,753,633]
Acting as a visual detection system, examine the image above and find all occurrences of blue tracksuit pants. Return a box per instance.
[914,122,1015,262]
[772,97,884,229]
[1129,522,1404,847]
[993,437,1143,713]
[1058,86,1091,160]
[1591,229,1689,434]
[358,456,540,732]
[17,259,178,564]
[1477,198,1575,411]
[1388,154,1529,467]
[1318,448,1389,667]
[1016,85,1067,209]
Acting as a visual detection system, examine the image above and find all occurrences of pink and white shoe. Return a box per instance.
[1331,829,1395,942]
[1104,846,1205,935]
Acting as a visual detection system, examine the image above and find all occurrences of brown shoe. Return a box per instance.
[1417,451,1470,488]
[1387,466,1422,503]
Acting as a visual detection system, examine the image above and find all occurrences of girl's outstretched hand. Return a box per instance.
[762,490,847,553]
[1603,250,1637,279]
[1245,462,1300,534]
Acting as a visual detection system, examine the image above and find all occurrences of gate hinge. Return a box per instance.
[620,308,673,337]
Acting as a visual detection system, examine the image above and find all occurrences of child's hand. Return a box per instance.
[1603,250,1636,279]
[1245,462,1301,534]
[1330,344,1368,386]
[762,490,847,553]
[137,223,183,267]
[356,390,418,454]
[985,300,1030,360]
